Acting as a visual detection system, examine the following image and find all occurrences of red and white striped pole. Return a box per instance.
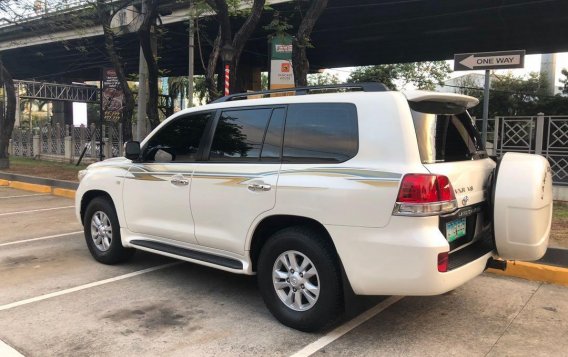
[224,64,230,96]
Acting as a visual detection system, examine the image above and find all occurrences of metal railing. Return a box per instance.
[476,113,568,186]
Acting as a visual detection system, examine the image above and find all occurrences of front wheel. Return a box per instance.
[257,226,343,332]
[83,197,134,264]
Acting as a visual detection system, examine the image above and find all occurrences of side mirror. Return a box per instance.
[124,141,141,160]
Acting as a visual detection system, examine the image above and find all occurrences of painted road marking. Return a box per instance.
[0,340,25,357]
[0,206,74,217]
[0,231,83,247]
[0,193,50,199]
[0,262,181,312]
[290,296,404,357]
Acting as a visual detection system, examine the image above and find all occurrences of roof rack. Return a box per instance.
[211,82,389,103]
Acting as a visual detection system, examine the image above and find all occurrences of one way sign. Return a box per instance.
[454,50,525,71]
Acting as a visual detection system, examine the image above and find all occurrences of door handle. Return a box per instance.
[248,182,271,192]
[170,175,189,186]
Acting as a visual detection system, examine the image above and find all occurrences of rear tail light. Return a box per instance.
[393,174,458,216]
[437,252,449,272]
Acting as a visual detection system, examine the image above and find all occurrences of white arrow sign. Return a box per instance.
[459,54,522,70]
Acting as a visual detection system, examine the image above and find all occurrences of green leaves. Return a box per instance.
[348,62,451,91]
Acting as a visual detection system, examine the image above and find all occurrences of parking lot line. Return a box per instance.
[0,206,74,217]
[0,193,49,199]
[290,296,404,357]
[0,262,181,312]
[0,231,83,247]
[0,340,24,357]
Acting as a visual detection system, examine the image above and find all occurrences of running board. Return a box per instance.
[130,240,243,270]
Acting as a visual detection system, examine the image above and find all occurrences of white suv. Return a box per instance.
[76,83,552,331]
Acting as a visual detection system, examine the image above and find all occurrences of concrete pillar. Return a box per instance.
[540,53,557,96]
[104,138,111,159]
[32,135,40,158]
[535,112,545,155]
[8,139,12,156]
[64,136,73,161]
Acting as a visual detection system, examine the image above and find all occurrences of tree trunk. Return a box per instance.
[138,0,160,129]
[293,0,328,87]
[95,0,135,141]
[205,27,221,101]
[230,0,265,92]
[206,0,265,97]
[0,59,16,169]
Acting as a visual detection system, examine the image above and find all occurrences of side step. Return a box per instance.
[130,240,243,270]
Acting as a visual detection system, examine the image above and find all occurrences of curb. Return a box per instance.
[488,261,568,287]
[0,172,78,199]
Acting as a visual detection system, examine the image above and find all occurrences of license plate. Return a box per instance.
[446,218,466,242]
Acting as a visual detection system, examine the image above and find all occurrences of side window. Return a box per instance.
[283,103,358,163]
[144,111,212,162]
[260,108,285,161]
[209,108,272,161]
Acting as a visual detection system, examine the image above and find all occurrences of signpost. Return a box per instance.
[454,50,525,146]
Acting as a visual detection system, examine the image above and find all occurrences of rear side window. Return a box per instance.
[283,103,358,163]
[410,101,485,164]
[209,108,272,161]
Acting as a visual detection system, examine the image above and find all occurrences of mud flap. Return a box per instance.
[493,152,552,261]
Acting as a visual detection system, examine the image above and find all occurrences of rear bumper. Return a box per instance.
[327,216,495,296]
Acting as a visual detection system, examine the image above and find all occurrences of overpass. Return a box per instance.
[1,0,567,82]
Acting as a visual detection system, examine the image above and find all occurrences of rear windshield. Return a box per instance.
[409,101,486,164]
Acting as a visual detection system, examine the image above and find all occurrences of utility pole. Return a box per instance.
[482,70,491,147]
[136,0,148,141]
[187,4,195,107]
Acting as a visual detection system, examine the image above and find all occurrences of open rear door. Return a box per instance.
[493,152,553,261]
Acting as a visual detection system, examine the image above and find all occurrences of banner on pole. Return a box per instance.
[269,35,294,90]
[102,68,124,122]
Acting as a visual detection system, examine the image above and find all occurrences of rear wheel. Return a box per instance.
[84,197,134,264]
[257,226,343,332]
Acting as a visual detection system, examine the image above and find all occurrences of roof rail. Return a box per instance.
[211,82,389,103]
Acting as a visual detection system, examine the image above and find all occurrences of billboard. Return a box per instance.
[102,68,124,122]
[269,35,294,90]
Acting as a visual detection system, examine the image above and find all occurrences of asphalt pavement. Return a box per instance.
[0,186,567,356]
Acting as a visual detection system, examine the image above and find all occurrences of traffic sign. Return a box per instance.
[454,50,525,71]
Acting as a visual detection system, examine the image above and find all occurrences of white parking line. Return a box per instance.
[290,296,404,357]
[0,231,83,247]
[0,206,74,217]
[0,262,181,312]
[0,340,24,357]
[0,193,49,199]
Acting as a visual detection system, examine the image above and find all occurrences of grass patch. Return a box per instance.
[2,157,89,182]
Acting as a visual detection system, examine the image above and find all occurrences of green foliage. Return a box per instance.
[264,11,292,37]
[454,72,568,117]
[348,61,451,90]
[307,72,341,86]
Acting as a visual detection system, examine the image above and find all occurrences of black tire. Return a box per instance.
[83,197,135,265]
[257,225,343,332]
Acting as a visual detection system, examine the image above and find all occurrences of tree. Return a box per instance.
[348,61,451,90]
[138,0,161,129]
[0,1,30,168]
[292,0,328,86]
[203,0,266,100]
[169,76,191,110]
[307,72,341,86]
[0,58,16,169]
[93,0,135,141]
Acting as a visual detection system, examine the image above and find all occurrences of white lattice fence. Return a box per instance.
[10,123,123,163]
